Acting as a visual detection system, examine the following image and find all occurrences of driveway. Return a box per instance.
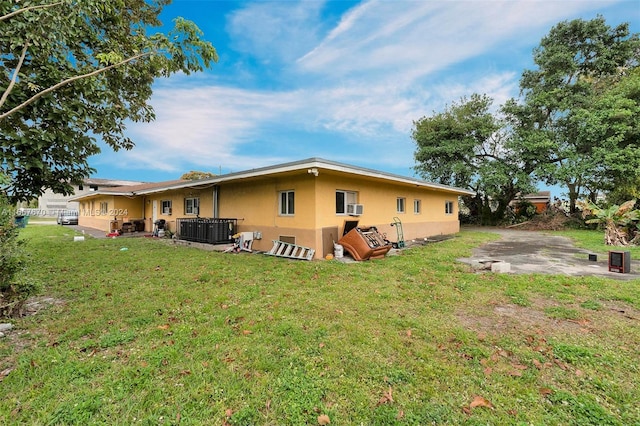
[458,228,639,281]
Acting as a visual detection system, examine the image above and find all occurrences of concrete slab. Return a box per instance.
[459,227,639,281]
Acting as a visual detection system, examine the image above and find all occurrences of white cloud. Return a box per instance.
[226,0,327,63]
[97,0,631,179]
[109,85,302,172]
[297,0,620,81]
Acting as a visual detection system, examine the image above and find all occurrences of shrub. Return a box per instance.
[0,194,37,317]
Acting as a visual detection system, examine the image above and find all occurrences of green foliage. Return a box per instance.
[578,199,639,245]
[0,0,218,202]
[0,194,36,317]
[509,17,640,213]
[412,94,535,225]
[180,170,217,180]
[413,17,639,224]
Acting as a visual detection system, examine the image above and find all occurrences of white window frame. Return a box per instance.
[279,190,295,216]
[414,199,421,214]
[185,197,200,215]
[99,202,108,215]
[445,200,454,215]
[397,197,406,214]
[162,200,172,215]
[336,190,358,215]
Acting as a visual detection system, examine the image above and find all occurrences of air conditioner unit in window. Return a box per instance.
[347,204,364,216]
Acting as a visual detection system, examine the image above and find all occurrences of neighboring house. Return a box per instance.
[511,191,551,214]
[70,158,474,259]
[37,178,144,216]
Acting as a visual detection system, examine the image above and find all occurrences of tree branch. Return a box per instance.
[0,42,29,110]
[0,51,153,121]
[0,1,64,22]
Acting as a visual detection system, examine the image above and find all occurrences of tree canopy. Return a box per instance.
[412,94,536,225]
[509,17,640,212]
[0,0,218,202]
[413,17,640,223]
[180,170,216,180]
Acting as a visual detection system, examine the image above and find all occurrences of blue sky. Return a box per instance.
[91,0,639,197]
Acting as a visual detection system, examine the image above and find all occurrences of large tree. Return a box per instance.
[508,17,640,213]
[571,68,640,203]
[412,94,536,225]
[0,0,217,202]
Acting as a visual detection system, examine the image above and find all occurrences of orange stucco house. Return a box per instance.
[70,158,474,259]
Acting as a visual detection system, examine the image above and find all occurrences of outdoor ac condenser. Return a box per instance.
[347,204,363,216]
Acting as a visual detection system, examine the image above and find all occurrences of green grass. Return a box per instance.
[554,229,640,260]
[1,225,639,425]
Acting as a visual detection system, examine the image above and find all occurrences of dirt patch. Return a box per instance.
[21,296,66,316]
[0,296,65,371]
[456,298,640,338]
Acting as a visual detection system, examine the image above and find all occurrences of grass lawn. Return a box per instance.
[1,225,639,425]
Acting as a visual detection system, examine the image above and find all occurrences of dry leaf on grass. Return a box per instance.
[317,414,331,425]
[377,386,394,406]
[469,396,494,409]
[0,367,14,381]
[539,387,553,396]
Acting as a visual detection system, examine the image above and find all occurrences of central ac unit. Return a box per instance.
[347,203,364,216]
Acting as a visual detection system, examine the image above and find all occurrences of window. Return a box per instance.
[185,197,200,215]
[279,190,295,215]
[162,200,172,215]
[445,200,454,215]
[414,199,421,214]
[336,190,358,214]
[99,202,108,215]
[78,185,83,191]
[397,197,406,213]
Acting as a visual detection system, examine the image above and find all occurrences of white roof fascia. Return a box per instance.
[72,158,475,197]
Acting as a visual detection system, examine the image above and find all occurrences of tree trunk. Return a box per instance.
[567,182,578,214]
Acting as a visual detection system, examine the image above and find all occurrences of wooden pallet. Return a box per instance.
[265,240,315,261]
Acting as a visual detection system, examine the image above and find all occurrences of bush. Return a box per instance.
[0,195,37,317]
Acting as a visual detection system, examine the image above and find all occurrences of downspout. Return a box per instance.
[213,185,219,218]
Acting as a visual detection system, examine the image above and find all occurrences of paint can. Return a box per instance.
[333,243,343,259]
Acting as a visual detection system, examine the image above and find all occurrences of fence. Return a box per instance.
[176,218,237,244]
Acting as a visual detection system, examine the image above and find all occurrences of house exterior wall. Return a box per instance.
[76,166,463,259]
[217,173,318,252]
[215,169,460,258]
[78,196,144,232]
[142,188,215,233]
[311,171,460,255]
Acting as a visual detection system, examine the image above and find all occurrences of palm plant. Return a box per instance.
[578,199,639,246]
